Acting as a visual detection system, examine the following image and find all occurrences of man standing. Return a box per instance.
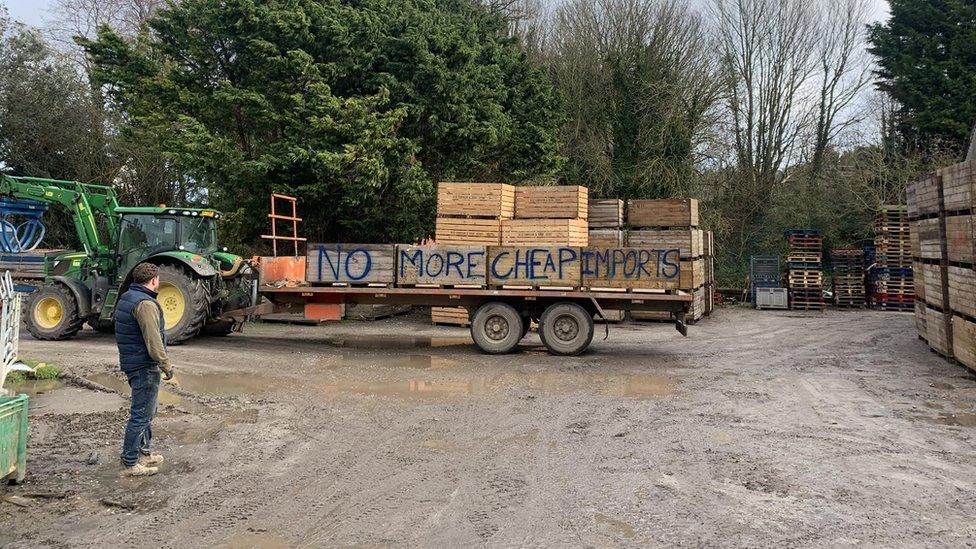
[115,263,174,477]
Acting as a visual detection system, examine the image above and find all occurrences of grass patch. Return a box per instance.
[4,370,26,384]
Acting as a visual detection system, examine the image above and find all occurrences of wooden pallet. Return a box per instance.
[431,306,470,327]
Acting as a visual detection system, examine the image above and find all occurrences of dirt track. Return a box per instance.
[2,307,976,547]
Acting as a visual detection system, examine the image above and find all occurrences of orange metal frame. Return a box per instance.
[261,193,307,257]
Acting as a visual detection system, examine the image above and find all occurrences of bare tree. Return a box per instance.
[46,0,166,56]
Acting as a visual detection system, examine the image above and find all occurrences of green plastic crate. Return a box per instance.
[0,394,28,484]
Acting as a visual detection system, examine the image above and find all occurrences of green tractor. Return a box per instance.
[0,175,260,344]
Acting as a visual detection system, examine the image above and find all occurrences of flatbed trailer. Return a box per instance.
[257,284,692,356]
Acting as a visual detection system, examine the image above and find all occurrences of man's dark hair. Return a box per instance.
[131,263,159,285]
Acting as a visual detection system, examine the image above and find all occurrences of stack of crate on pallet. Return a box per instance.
[431,182,514,326]
[872,206,914,311]
[587,199,625,321]
[750,256,781,305]
[909,162,976,372]
[832,248,865,308]
[627,199,707,322]
[785,229,825,310]
[505,186,588,249]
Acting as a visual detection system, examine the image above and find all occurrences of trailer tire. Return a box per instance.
[25,283,85,341]
[539,302,594,356]
[471,302,524,354]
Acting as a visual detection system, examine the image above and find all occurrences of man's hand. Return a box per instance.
[159,363,174,381]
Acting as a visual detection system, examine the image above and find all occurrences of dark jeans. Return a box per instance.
[121,366,160,467]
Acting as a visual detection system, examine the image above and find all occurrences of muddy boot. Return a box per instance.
[139,453,164,467]
[120,463,159,477]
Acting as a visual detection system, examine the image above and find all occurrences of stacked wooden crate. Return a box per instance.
[431,182,513,326]
[627,199,707,322]
[704,230,715,316]
[588,199,625,321]
[910,162,976,371]
[872,206,914,310]
[831,248,865,308]
[505,186,588,248]
[785,229,825,310]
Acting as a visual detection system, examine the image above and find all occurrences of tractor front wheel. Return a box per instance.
[25,283,85,340]
[156,264,209,345]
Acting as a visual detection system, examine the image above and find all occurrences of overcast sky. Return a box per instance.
[6,0,890,28]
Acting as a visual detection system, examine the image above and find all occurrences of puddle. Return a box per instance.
[163,409,259,445]
[930,382,955,390]
[320,373,674,400]
[314,353,460,371]
[595,513,637,539]
[87,373,185,407]
[937,412,976,427]
[8,379,63,397]
[320,334,471,349]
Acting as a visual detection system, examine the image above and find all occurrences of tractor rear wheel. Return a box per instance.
[156,264,209,345]
[25,283,85,340]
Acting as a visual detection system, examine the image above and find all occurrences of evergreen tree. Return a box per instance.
[868,0,976,155]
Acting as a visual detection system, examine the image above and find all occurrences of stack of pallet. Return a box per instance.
[872,206,914,311]
[431,182,514,326]
[785,229,825,310]
[832,248,865,308]
[909,162,976,372]
[588,199,625,321]
[628,199,708,322]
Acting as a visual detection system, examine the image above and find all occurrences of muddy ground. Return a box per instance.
[1,307,975,547]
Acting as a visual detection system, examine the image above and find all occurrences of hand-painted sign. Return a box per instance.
[306,243,395,284]
[487,246,582,287]
[580,247,681,289]
[397,245,487,285]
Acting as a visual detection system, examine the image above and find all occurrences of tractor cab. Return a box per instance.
[115,207,223,281]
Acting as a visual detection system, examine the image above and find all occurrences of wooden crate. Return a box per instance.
[435,217,502,245]
[689,286,707,321]
[307,243,395,285]
[588,199,623,228]
[431,306,470,326]
[626,229,704,258]
[952,315,976,370]
[514,185,588,220]
[948,265,976,318]
[436,182,514,219]
[588,229,624,247]
[579,247,681,290]
[913,261,926,303]
[627,199,699,228]
[941,161,975,212]
[487,246,582,288]
[396,245,486,286]
[914,172,942,217]
[915,218,943,260]
[922,263,945,309]
[925,305,953,357]
[946,214,974,264]
[910,224,921,257]
[501,218,588,246]
[915,301,927,338]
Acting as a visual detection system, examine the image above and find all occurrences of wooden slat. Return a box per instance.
[587,229,624,247]
[435,217,502,245]
[946,214,975,264]
[487,246,582,287]
[913,261,926,303]
[431,306,470,326]
[501,218,589,246]
[514,185,588,220]
[915,218,943,260]
[952,315,976,370]
[396,245,487,286]
[306,243,395,285]
[626,229,704,258]
[587,199,623,228]
[948,265,976,318]
[436,182,514,219]
[626,199,699,228]
[579,247,681,290]
[941,161,975,212]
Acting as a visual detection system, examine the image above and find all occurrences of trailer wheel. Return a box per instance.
[471,302,524,354]
[538,302,594,356]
